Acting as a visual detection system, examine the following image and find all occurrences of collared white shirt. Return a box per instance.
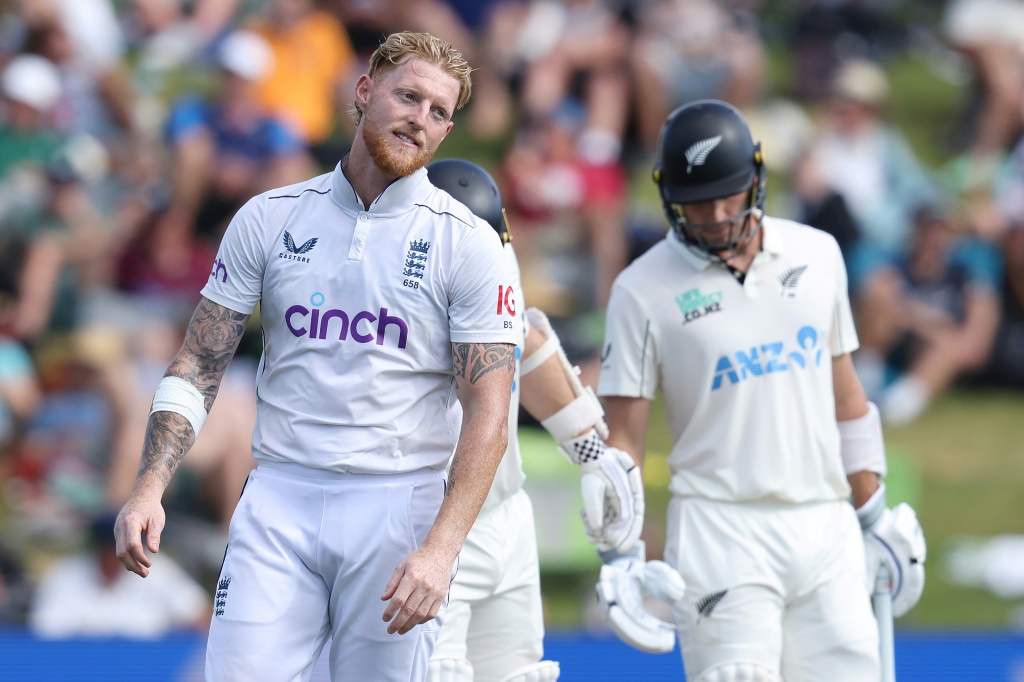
[598,216,858,504]
[202,164,516,474]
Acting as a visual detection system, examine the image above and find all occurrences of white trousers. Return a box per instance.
[665,497,880,682]
[430,490,544,682]
[206,462,447,682]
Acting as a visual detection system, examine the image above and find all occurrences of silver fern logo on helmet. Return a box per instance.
[684,135,723,174]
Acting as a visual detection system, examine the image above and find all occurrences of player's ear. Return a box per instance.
[354,74,373,111]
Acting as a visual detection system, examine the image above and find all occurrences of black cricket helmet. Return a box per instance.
[652,99,766,257]
[427,158,511,244]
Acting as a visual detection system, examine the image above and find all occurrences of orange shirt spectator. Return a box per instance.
[251,5,356,144]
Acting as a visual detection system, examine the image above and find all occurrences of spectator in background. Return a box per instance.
[500,102,627,312]
[0,54,64,179]
[0,54,68,340]
[161,29,313,241]
[855,206,1002,425]
[18,0,139,152]
[943,0,1024,187]
[516,0,631,168]
[0,268,41,457]
[789,0,907,102]
[798,58,936,291]
[630,0,766,151]
[248,0,357,167]
[29,510,210,638]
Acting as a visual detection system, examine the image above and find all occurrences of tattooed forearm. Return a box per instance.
[138,411,196,489]
[166,297,250,411]
[452,343,516,385]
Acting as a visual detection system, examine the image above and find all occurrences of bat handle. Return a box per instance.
[872,562,896,682]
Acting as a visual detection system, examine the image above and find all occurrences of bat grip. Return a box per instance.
[872,562,896,682]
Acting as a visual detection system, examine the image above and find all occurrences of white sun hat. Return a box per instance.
[217,30,274,82]
[1,54,63,111]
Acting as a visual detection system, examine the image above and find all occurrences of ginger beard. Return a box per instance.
[363,121,434,177]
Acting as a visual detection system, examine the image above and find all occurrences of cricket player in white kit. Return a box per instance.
[424,159,645,682]
[597,101,927,681]
[114,33,521,682]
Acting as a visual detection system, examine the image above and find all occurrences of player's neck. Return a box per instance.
[343,142,400,211]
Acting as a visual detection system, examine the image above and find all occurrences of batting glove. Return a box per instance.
[595,541,685,654]
[857,482,927,617]
[560,431,645,554]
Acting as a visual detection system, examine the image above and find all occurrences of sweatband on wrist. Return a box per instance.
[151,375,208,437]
[542,389,605,443]
[856,481,887,531]
[838,401,887,477]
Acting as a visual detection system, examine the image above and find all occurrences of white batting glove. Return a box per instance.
[595,541,685,654]
[560,431,645,554]
[857,483,927,617]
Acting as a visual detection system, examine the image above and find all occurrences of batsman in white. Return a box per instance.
[424,158,645,682]
[596,100,927,681]
[114,32,520,681]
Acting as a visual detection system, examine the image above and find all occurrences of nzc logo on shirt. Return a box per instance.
[711,325,825,391]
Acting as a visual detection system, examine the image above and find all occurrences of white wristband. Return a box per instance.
[541,388,605,443]
[856,481,887,531]
[151,376,208,438]
[838,401,887,477]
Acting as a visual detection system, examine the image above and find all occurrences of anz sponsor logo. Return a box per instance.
[285,292,409,349]
[712,325,825,391]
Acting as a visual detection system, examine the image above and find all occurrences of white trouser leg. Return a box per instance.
[207,463,447,682]
[206,467,331,682]
[781,502,879,681]
[431,491,544,682]
[666,497,879,682]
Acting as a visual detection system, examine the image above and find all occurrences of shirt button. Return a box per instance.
[359,215,368,221]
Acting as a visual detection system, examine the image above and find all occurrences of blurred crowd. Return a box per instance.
[0,0,1022,638]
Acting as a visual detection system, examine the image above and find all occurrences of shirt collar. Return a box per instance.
[758,215,783,257]
[666,213,782,269]
[330,160,431,214]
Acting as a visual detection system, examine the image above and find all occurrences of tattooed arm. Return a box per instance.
[380,341,515,635]
[115,297,250,577]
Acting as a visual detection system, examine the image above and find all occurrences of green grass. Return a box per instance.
[885,390,1024,628]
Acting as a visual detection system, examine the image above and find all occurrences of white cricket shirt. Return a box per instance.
[201,164,516,474]
[447,241,526,511]
[598,217,858,504]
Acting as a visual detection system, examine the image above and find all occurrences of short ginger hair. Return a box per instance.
[348,31,472,125]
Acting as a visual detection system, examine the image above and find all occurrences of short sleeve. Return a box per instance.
[448,224,517,344]
[954,238,1004,292]
[598,282,659,400]
[266,119,304,156]
[829,238,859,356]
[200,196,268,314]
[0,339,33,383]
[166,98,208,144]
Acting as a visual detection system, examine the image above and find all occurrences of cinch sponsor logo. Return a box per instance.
[210,257,228,282]
[711,325,824,391]
[285,292,409,349]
